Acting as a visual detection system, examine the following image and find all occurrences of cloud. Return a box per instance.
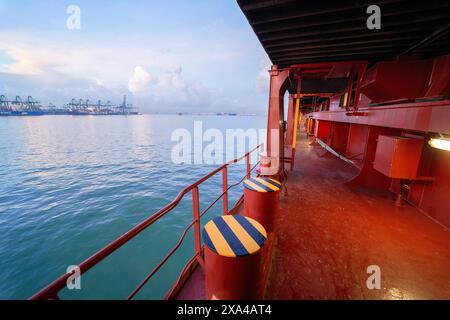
[128,66,153,93]
[0,30,245,88]
[0,31,223,110]
[0,31,210,110]
[256,55,272,93]
[0,70,120,105]
[128,66,211,112]
[0,27,268,114]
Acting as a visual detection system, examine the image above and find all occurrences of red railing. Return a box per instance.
[31,145,262,300]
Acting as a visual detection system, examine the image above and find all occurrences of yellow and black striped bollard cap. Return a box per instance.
[202,215,267,258]
[244,177,281,192]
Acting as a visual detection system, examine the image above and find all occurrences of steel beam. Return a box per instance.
[267,66,290,174]
[312,101,450,134]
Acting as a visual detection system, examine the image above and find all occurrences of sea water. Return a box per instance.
[0,114,265,299]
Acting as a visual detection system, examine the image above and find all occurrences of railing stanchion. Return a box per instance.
[192,187,204,267]
[32,145,261,300]
[246,154,251,179]
[222,167,228,215]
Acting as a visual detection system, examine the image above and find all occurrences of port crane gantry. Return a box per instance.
[1,94,139,116]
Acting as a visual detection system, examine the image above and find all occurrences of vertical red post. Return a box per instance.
[290,77,302,171]
[246,154,251,179]
[222,167,228,215]
[290,148,296,171]
[267,66,290,174]
[345,70,355,111]
[192,187,204,266]
[353,63,367,111]
[285,94,295,147]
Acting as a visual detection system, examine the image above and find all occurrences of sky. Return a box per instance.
[0,0,272,114]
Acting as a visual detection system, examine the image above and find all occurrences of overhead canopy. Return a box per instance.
[237,0,450,67]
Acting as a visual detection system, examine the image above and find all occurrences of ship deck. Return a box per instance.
[175,130,450,300]
[266,131,450,300]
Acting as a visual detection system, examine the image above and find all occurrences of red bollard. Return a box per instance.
[202,215,267,300]
[244,177,281,233]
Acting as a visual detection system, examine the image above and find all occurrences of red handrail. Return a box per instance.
[128,159,261,300]
[31,144,262,300]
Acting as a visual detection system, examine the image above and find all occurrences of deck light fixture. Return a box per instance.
[429,135,450,151]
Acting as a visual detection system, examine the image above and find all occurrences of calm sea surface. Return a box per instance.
[0,114,265,299]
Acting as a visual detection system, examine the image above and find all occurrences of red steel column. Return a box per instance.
[285,94,295,147]
[192,187,204,266]
[267,65,290,174]
[353,63,367,111]
[246,154,251,179]
[345,70,355,111]
[222,167,228,215]
[291,78,302,171]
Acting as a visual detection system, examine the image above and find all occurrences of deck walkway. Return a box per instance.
[266,132,450,299]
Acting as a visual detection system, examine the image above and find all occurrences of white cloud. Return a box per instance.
[0,30,244,88]
[128,66,211,112]
[256,55,272,93]
[0,31,215,110]
[0,28,268,113]
[128,66,152,93]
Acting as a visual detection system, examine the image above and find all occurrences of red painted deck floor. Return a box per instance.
[176,131,450,300]
[174,264,205,300]
[265,132,450,300]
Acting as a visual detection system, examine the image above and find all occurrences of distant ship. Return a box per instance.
[216,112,237,116]
[118,95,139,115]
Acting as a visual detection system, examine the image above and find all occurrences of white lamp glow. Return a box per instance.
[429,137,450,151]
